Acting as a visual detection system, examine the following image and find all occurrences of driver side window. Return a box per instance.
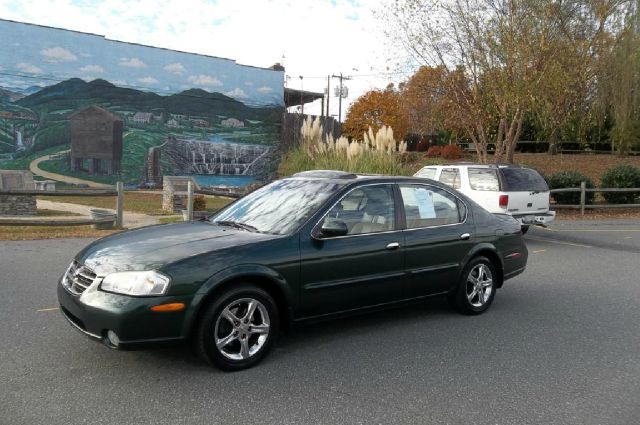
[323,185,395,235]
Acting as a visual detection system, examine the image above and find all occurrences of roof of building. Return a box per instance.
[69,105,121,121]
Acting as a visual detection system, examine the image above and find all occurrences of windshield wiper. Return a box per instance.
[215,220,260,233]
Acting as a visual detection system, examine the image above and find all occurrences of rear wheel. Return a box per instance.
[451,256,497,315]
[196,284,279,371]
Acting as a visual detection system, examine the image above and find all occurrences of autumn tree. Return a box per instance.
[601,2,640,153]
[342,86,410,141]
[401,66,449,136]
[384,0,633,163]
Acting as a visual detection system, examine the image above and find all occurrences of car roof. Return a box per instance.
[287,170,450,188]
[419,162,525,169]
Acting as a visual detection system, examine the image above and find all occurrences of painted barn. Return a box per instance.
[69,105,123,175]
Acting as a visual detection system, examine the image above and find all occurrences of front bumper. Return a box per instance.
[514,211,556,226]
[57,277,191,349]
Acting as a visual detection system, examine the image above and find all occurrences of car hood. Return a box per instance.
[76,221,280,275]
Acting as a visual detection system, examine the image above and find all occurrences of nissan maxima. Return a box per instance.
[58,170,528,371]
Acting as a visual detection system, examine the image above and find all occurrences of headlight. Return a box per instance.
[100,270,171,296]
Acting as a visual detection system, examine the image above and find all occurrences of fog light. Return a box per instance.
[107,330,120,347]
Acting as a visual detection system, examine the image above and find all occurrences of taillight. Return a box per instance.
[499,194,509,209]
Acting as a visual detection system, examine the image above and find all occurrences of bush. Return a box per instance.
[441,144,465,159]
[193,194,207,211]
[415,139,430,152]
[425,146,443,158]
[600,164,640,204]
[547,171,595,205]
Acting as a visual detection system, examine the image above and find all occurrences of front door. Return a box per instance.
[299,184,405,317]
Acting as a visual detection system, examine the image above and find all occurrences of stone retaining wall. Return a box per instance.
[0,194,37,216]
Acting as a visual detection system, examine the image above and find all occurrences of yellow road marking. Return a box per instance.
[36,307,59,312]
[532,249,546,253]
[527,237,593,248]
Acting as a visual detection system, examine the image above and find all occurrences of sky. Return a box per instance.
[0,0,417,119]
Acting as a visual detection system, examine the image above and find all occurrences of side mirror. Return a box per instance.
[319,220,348,238]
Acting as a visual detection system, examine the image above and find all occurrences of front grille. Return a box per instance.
[63,260,97,295]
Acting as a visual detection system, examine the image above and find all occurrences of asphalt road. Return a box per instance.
[1,222,639,425]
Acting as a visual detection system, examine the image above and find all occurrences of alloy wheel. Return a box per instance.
[466,264,493,308]
[214,298,270,361]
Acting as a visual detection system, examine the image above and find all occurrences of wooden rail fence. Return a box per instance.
[551,183,640,215]
[0,182,124,228]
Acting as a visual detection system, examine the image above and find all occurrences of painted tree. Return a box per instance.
[342,86,410,141]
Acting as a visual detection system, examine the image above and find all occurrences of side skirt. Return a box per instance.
[292,291,450,326]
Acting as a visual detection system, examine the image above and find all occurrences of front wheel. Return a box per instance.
[451,256,497,315]
[196,284,279,371]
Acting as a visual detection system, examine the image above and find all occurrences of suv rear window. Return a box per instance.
[501,168,548,192]
[415,167,436,180]
[439,168,461,189]
[468,168,500,191]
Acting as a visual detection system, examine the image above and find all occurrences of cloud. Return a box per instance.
[80,64,105,73]
[244,81,254,86]
[212,17,228,26]
[225,88,248,99]
[16,63,43,74]
[188,74,223,87]
[138,76,159,85]
[41,46,77,63]
[257,86,273,93]
[163,62,186,74]
[119,57,147,68]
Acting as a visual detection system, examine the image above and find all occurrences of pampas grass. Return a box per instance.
[280,117,410,177]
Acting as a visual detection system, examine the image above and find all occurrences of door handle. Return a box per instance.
[386,242,400,250]
[460,233,471,240]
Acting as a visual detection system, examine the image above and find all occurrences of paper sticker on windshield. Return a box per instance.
[415,189,436,218]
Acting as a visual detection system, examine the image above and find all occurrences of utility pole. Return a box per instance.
[326,75,331,118]
[332,73,351,123]
[299,76,304,116]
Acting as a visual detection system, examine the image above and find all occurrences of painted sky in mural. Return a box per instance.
[0,19,284,105]
[0,19,285,187]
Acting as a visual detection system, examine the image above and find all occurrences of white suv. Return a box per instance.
[414,163,555,233]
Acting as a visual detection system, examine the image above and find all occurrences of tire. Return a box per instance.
[451,256,497,315]
[521,225,530,235]
[195,284,279,371]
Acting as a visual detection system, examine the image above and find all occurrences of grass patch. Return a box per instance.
[158,216,183,224]
[0,225,121,241]
[38,191,232,215]
[36,209,82,217]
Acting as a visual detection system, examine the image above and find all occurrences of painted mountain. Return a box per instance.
[17,78,282,122]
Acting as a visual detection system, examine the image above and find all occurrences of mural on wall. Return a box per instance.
[0,19,285,187]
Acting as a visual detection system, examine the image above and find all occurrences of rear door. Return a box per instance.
[399,183,475,297]
[500,168,550,215]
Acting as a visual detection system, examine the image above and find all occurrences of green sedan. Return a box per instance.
[58,170,528,370]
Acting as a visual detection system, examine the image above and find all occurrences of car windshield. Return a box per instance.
[211,179,342,235]
[501,168,548,192]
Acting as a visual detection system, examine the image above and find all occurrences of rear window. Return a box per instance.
[468,168,500,191]
[501,168,548,192]
[439,168,461,189]
[415,167,437,180]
